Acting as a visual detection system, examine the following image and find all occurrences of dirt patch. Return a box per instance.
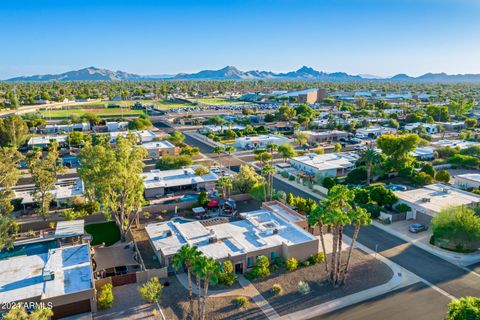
[251,249,393,316]
[131,228,162,269]
[160,277,266,320]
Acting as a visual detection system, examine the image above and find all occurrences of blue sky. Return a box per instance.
[1,0,480,79]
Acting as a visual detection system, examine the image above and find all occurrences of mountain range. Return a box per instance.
[6,66,480,83]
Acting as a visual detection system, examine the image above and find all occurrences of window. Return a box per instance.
[270,252,277,260]
[247,257,253,268]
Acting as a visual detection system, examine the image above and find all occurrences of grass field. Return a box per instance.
[187,97,246,105]
[34,107,145,119]
[84,221,121,246]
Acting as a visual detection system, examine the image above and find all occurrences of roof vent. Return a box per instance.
[165,230,172,237]
[43,271,55,281]
[273,228,279,234]
[154,176,160,181]
[209,236,218,244]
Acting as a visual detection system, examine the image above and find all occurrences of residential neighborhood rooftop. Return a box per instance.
[142,167,219,189]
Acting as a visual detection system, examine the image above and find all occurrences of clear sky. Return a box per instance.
[1,0,480,79]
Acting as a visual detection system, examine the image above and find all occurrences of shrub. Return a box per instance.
[97,283,114,309]
[288,175,295,181]
[302,260,310,267]
[219,260,238,286]
[473,190,480,195]
[361,203,381,219]
[448,154,480,168]
[370,186,398,208]
[272,284,283,296]
[394,203,411,213]
[248,256,270,279]
[233,297,249,308]
[322,177,338,190]
[285,257,298,271]
[446,296,480,320]
[297,281,311,295]
[420,162,436,177]
[281,171,289,178]
[272,257,285,268]
[412,172,435,186]
[345,167,368,184]
[138,277,163,304]
[435,169,451,183]
[308,252,325,265]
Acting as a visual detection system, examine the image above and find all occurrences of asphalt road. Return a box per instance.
[317,282,451,320]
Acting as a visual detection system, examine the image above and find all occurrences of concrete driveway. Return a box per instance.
[94,283,156,320]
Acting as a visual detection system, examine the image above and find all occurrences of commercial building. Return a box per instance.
[234,134,291,150]
[0,243,96,318]
[279,88,326,104]
[142,141,179,159]
[27,135,67,149]
[143,167,219,198]
[303,130,349,144]
[394,184,480,224]
[454,174,480,191]
[355,126,397,139]
[145,201,319,273]
[290,152,358,177]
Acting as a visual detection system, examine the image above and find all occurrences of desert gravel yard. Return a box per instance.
[160,277,267,320]
[251,249,393,316]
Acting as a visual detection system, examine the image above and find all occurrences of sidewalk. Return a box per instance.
[278,234,420,320]
[372,221,480,267]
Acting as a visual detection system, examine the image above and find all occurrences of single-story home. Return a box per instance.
[290,152,358,178]
[454,174,480,191]
[141,141,179,159]
[234,134,291,150]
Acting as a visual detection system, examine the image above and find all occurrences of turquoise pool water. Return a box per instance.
[173,217,193,224]
[0,239,57,259]
[180,194,199,202]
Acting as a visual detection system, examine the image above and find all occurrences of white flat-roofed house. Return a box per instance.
[109,130,157,144]
[143,167,219,198]
[355,126,397,139]
[394,184,480,224]
[27,135,67,149]
[13,177,84,210]
[410,147,436,160]
[106,121,129,132]
[199,124,246,134]
[455,174,480,191]
[145,203,319,273]
[404,122,438,134]
[290,153,358,178]
[0,244,96,317]
[431,139,480,150]
[303,130,349,144]
[142,140,179,159]
[234,134,291,150]
[436,121,466,131]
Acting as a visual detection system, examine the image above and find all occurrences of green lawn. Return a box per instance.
[84,221,121,246]
[32,107,145,119]
[187,98,246,105]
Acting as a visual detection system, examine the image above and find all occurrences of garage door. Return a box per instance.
[52,299,91,319]
[416,212,432,225]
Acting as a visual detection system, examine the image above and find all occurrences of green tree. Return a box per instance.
[97,283,114,310]
[294,130,309,147]
[261,164,275,201]
[194,255,221,320]
[446,296,480,320]
[435,170,451,183]
[66,131,85,146]
[224,146,236,169]
[377,133,420,170]
[0,147,23,217]
[217,176,233,198]
[169,130,186,146]
[156,155,193,170]
[334,143,342,153]
[370,186,398,208]
[358,148,381,185]
[277,144,297,162]
[3,306,53,320]
[27,142,62,219]
[464,118,478,129]
[431,206,480,251]
[172,245,200,320]
[78,134,146,240]
[0,115,29,147]
[232,165,261,193]
[138,277,163,311]
[194,165,210,177]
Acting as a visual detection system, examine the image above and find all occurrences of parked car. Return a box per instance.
[409,223,428,233]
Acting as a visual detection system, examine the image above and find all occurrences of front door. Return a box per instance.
[235,262,243,274]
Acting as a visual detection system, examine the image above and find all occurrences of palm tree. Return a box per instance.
[224,146,235,169]
[217,176,233,198]
[213,146,225,168]
[307,207,329,273]
[262,164,275,201]
[194,255,221,320]
[359,148,381,185]
[172,245,201,320]
[266,143,278,163]
[341,207,371,285]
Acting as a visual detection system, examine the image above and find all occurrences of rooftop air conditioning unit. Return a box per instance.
[421,197,431,203]
[209,236,218,244]
[273,228,279,234]
[165,230,172,237]
[43,271,55,281]
[154,176,160,181]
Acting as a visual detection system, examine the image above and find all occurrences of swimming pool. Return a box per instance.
[0,239,58,259]
[180,194,199,202]
[172,217,193,224]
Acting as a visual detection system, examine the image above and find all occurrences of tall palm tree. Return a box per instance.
[359,148,381,185]
[213,146,225,168]
[194,255,221,320]
[172,245,201,320]
[217,176,232,199]
[307,207,329,273]
[224,146,235,170]
[266,143,278,163]
[262,164,275,201]
[341,207,371,285]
